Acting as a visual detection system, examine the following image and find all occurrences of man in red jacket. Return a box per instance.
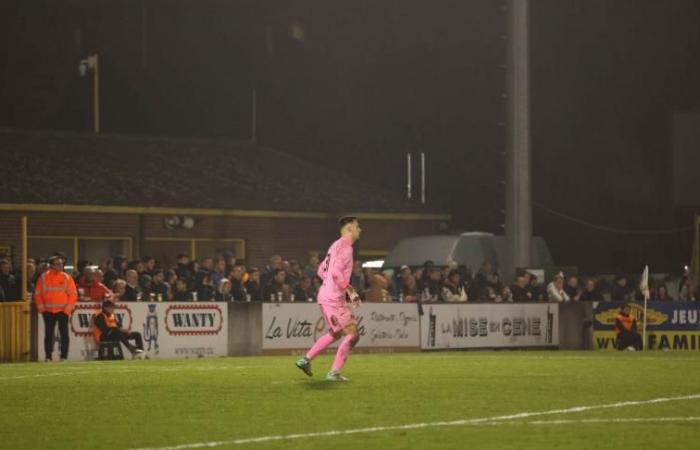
[34,255,78,361]
[77,267,113,301]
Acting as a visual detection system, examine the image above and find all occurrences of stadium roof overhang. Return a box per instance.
[0,203,452,222]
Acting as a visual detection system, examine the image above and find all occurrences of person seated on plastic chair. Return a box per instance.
[93,300,145,359]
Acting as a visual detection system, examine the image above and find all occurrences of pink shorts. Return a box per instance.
[319,302,356,334]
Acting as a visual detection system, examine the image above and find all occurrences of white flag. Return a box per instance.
[640,265,650,300]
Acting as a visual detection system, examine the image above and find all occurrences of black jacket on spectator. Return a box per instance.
[172,290,193,301]
[215,291,234,302]
[426,278,443,299]
[510,284,532,302]
[245,280,262,301]
[611,285,632,301]
[112,255,127,279]
[527,284,545,301]
[0,273,19,300]
[102,269,118,289]
[0,285,5,301]
[294,286,315,302]
[264,281,287,301]
[231,278,247,301]
[580,289,604,301]
[564,286,579,300]
[468,274,488,301]
[197,285,215,301]
[26,277,35,295]
[175,263,193,286]
[152,282,169,301]
[122,284,142,301]
[194,269,211,291]
[260,267,275,289]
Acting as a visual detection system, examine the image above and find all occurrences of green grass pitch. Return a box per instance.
[2,351,700,450]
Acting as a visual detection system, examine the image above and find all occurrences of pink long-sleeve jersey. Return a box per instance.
[316,235,353,305]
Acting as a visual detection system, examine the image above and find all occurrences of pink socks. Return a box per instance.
[331,334,355,372]
[305,333,338,360]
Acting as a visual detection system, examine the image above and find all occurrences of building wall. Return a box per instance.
[0,209,447,268]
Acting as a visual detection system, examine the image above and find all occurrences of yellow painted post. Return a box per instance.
[21,216,27,302]
[0,216,30,361]
[74,237,79,269]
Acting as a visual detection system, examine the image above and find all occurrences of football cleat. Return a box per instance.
[295,357,313,377]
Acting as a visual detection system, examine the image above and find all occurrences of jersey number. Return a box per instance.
[323,254,331,273]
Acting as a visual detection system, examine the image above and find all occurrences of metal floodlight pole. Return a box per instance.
[407,153,412,200]
[505,0,532,278]
[93,54,99,133]
[79,54,100,134]
[21,216,27,302]
[251,87,258,144]
[420,152,426,205]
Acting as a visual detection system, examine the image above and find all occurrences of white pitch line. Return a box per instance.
[0,365,261,381]
[128,393,700,450]
[524,416,700,426]
[468,416,700,426]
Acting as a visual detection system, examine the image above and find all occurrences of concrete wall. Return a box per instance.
[226,301,595,357]
[228,302,262,356]
[558,302,594,350]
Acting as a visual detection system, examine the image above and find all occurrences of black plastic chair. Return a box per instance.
[97,340,124,360]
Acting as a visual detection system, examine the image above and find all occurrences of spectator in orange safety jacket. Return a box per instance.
[614,304,642,351]
[93,300,144,359]
[34,255,78,361]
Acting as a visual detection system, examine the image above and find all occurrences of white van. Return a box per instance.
[382,232,553,272]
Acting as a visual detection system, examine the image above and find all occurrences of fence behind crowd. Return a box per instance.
[1,302,31,362]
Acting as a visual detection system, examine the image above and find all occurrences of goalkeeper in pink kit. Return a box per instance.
[296,216,362,381]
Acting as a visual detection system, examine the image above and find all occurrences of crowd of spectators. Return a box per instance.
[0,252,323,304]
[0,252,698,304]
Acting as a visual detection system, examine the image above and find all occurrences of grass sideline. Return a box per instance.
[1,352,700,450]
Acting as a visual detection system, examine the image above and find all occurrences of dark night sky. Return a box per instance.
[1,0,698,273]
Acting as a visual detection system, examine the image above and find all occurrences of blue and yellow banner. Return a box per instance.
[593,301,700,351]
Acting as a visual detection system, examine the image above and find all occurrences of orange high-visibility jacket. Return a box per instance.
[93,312,117,344]
[614,313,636,335]
[34,269,78,315]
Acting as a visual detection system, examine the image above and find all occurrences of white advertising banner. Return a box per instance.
[262,303,421,352]
[421,303,559,349]
[37,301,228,361]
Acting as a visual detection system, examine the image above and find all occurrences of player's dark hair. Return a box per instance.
[338,216,357,230]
